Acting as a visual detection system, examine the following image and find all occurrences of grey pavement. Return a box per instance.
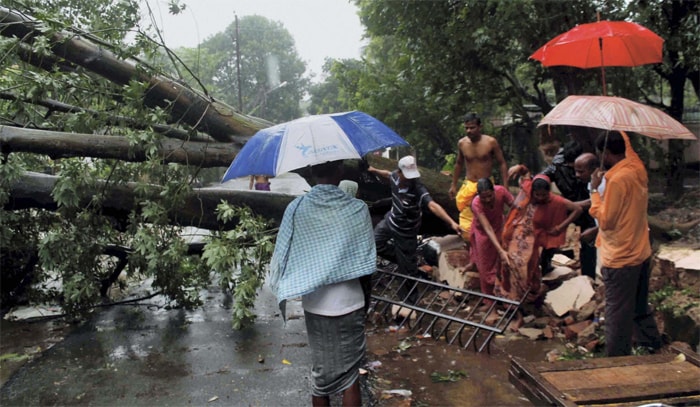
[1,284,316,406]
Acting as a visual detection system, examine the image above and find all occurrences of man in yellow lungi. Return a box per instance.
[449,113,508,250]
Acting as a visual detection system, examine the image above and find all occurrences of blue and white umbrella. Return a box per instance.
[222,111,409,181]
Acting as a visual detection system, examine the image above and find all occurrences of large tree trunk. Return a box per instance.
[0,7,272,142]
[0,93,218,142]
[0,126,239,168]
[4,159,461,236]
[5,172,294,230]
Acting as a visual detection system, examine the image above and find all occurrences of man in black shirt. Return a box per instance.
[541,140,597,279]
[368,156,462,302]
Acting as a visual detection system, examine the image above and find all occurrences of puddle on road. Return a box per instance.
[0,318,72,387]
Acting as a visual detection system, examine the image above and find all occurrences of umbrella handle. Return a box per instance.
[599,131,608,170]
[599,37,607,96]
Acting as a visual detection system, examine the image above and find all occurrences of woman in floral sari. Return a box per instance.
[497,166,582,330]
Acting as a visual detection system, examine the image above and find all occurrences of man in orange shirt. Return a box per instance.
[589,131,662,357]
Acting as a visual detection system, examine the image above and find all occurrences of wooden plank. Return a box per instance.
[526,353,679,373]
[672,344,700,366]
[541,360,700,390]
[509,349,700,407]
[560,378,700,404]
[509,357,577,407]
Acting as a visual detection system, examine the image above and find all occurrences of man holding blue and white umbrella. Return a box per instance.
[269,159,375,406]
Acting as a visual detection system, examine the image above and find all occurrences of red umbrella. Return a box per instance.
[530,21,664,95]
[538,95,696,140]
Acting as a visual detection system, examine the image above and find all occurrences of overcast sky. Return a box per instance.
[151,0,366,80]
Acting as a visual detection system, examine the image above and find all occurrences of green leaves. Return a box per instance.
[202,202,275,329]
[429,369,467,383]
[175,14,308,123]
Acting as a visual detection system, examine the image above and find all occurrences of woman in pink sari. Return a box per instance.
[497,166,582,330]
[470,178,514,303]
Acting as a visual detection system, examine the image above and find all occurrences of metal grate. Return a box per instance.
[369,265,527,353]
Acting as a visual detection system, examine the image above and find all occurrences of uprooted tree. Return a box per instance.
[0,3,457,326]
[0,2,283,327]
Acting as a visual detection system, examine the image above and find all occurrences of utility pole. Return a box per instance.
[235,14,243,112]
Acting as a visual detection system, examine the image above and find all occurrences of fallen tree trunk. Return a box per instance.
[8,163,693,241]
[0,126,239,168]
[5,172,294,230]
[0,6,272,141]
[0,93,218,143]
[5,161,460,236]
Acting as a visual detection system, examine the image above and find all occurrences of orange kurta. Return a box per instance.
[589,131,651,268]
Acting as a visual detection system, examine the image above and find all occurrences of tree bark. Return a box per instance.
[5,172,294,230]
[0,6,272,142]
[0,126,239,168]
[0,92,217,142]
[4,160,461,236]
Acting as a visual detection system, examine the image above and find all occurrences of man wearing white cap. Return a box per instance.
[368,156,462,303]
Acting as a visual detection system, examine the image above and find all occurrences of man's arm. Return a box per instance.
[249,175,254,190]
[548,198,583,236]
[367,165,391,180]
[492,139,508,186]
[449,144,464,200]
[580,226,598,244]
[427,200,462,235]
[575,198,592,210]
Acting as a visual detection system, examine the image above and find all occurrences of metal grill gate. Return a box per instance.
[369,264,527,353]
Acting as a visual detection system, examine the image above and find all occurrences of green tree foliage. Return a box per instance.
[0,0,276,327]
[176,15,308,123]
[307,58,364,115]
[631,0,700,197]
[310,0,697,185]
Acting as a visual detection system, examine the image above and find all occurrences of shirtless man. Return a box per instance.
[449,113,508,243]
[249,175,271,191]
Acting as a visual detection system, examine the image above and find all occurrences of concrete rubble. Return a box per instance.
[544,275,595,317]
[425,233,700,350]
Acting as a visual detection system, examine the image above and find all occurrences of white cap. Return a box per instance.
[398,156,420,179]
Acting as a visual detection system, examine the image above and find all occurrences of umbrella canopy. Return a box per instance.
[538,95,697,140]
[530,20,664,95]
[222,111,410,181]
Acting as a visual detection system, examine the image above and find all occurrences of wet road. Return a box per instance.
[1,173,554,405]
[2,174,320,406]
[0,284,316,406]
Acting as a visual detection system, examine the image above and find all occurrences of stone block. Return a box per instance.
[575,321,599,346]
[518,327,544,340]
[434,247,478,290]
[572,299,598,322]
[655,246,700,290]
[544,275,595,317]
[564,320,591,341]
[543,325,554,339]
